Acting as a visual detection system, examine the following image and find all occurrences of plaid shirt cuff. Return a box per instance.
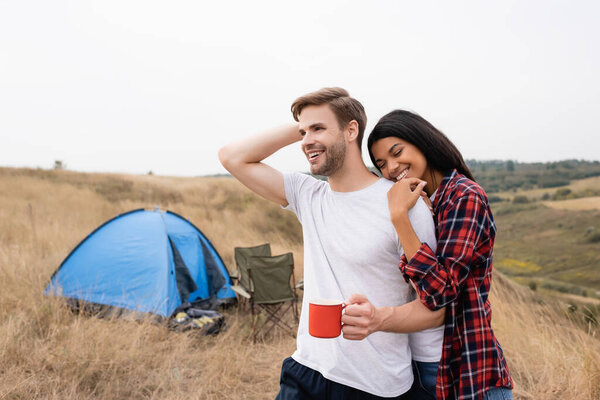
[399,243,440,310]
[399,242,437,280]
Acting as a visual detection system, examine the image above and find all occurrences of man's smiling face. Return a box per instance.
[298,104,347,177]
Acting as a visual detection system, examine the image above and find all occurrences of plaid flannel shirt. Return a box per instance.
[399,170,513,400]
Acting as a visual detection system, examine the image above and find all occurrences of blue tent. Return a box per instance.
[45,208,236,317]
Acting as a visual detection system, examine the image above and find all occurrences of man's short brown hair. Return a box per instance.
[291,87,367,149]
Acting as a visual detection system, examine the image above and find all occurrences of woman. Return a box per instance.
[367,110,513,400]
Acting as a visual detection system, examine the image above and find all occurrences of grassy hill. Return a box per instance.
[494,204,600,295]
[0,167,599,399]
[493,176,600,202]
[467,159,600,193]
[488,173,600,305]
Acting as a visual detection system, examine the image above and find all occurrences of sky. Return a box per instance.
[1,0,598,176]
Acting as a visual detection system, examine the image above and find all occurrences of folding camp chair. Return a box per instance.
[231,244,271,305]
[247,252,299,340]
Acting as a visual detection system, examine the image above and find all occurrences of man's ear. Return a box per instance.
[345,120,359,143]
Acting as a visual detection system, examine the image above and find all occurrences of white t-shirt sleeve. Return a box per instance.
[282,172,320,223]
[407,197,437,254]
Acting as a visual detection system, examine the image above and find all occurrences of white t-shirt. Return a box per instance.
[283,172,437,397]
[408,188,444,362]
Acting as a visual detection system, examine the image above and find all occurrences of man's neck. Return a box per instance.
[327,149,379,192]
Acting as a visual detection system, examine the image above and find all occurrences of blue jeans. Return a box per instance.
[406,361,438,400]
[483,387,513,400]
[275,357,412,399]
[407,360,512,400]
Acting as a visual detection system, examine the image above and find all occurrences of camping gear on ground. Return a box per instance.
[44,208,236,319]
[243,251,299,340]
[169,305,226,335]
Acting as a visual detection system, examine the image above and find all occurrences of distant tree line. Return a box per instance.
[467,159,600,193]
[221,159,600,193]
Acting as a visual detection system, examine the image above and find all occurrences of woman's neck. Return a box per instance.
[423,168,445,197]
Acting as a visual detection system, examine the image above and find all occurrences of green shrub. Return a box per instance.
[539,178,570,188]
[552,188,572,200]
[513,195,529,204]
[586,231,600,244]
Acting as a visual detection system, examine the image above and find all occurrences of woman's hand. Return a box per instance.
[387,178,429,221]
[341,294,382,340]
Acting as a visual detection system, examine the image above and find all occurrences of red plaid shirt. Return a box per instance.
[399,170,513,400]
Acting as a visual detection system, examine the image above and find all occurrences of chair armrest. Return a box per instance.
[229,269,239,284]
[231,284,251,299]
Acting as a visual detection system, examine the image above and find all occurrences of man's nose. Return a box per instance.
[301,131,316,147]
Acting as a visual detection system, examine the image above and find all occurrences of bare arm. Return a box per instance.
[341,294,445,340]
[218,124,301,206]
[374,298,445,333]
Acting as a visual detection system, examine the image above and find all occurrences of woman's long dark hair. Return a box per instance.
[367,110,475,181]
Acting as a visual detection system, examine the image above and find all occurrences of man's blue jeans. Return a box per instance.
[483,387,513,400]
[408,360,513,400]
[407,361,438,399]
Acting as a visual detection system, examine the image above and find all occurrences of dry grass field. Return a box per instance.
[1,167,599,399]
[543,196,600,211]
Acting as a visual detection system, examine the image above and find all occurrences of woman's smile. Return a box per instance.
[392,167,410,181]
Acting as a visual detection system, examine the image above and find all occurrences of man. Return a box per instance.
[219,87,443,399]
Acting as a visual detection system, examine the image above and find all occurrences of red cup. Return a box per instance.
[308,299,345,338]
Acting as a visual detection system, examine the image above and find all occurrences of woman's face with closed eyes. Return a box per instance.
[370,137,429,182]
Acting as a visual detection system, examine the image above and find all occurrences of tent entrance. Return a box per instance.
[168,237,198,304]
[168,234,226,303]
